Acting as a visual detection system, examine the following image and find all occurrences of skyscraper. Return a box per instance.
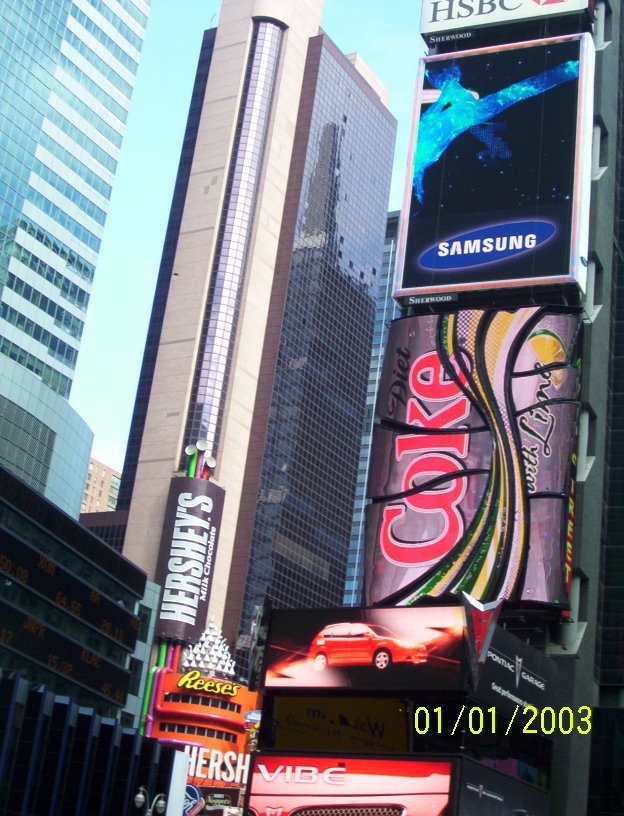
[343,211,400,607]
[117,0,396,662]
[0,0,150,515]
[354,2,617,812]
[587,6,624,811]
[81,455,121,513]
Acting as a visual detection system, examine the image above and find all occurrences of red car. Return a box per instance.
[308,622,427,671]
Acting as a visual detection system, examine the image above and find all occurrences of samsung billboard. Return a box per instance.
[364,308,581,609]
[395,35,594,301]
[421,0,591,39]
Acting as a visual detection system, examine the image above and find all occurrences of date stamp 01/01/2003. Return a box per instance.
[413,706,592,737]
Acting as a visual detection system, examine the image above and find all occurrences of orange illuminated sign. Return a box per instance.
[177,670,241,697]
[151,669,258,790]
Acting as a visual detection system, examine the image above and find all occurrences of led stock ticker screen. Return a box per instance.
[262,606,467,692]
[248,756,452,816]
[395,35,594,301]
[364,308,581,609]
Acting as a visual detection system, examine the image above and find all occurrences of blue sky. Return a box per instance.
[69,0,425,470]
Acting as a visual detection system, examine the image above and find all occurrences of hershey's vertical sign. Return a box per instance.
[154,477,225,641]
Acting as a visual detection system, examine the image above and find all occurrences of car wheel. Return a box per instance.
[373,649,391,670]
[313,653,327,671]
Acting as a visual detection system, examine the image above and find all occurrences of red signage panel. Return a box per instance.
[248,755,453,816]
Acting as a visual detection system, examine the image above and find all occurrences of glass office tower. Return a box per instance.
[117,0,396,671]
[227,39,397,662]
[0,0,149,515]
[343,211,400,607]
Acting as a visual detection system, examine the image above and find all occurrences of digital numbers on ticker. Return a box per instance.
[413,705,592,737]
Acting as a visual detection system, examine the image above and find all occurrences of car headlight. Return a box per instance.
[398,641,425,650]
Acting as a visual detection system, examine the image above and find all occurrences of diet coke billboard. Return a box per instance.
[364,308,581,609]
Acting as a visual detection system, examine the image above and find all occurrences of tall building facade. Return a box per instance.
[595,0,624,699]
[0,464,146,714]
[225,37,396,659]
[118,0,396,662]
[81,455,121,513]
[540,3,622,811]
[343,210,400,607]
[0,0,150,515]
[588,6,624,812]
[0,674,186,816]
[351,2,616,813]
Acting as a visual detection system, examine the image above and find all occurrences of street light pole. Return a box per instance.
[134,786,167,815]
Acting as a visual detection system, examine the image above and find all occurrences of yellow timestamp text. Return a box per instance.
[413,705,592,736]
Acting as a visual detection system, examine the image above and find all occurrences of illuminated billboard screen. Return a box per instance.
[364,308,581,608]
[0,534,139,650]
[247,755,452,816]
[420,0,590,39]
[270,697,410,753]
[0,598,130,706]
[395,35,594,301]
[154,477,225,642]
[184,785,241,815]
[262,606,467,692]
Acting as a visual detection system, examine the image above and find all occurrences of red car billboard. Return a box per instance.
[247,755,452,816]
[395,35,594,301]
[365,308,581,609]
[262,606,467,692]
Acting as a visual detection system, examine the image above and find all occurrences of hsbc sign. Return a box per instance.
[420,0,590,37]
